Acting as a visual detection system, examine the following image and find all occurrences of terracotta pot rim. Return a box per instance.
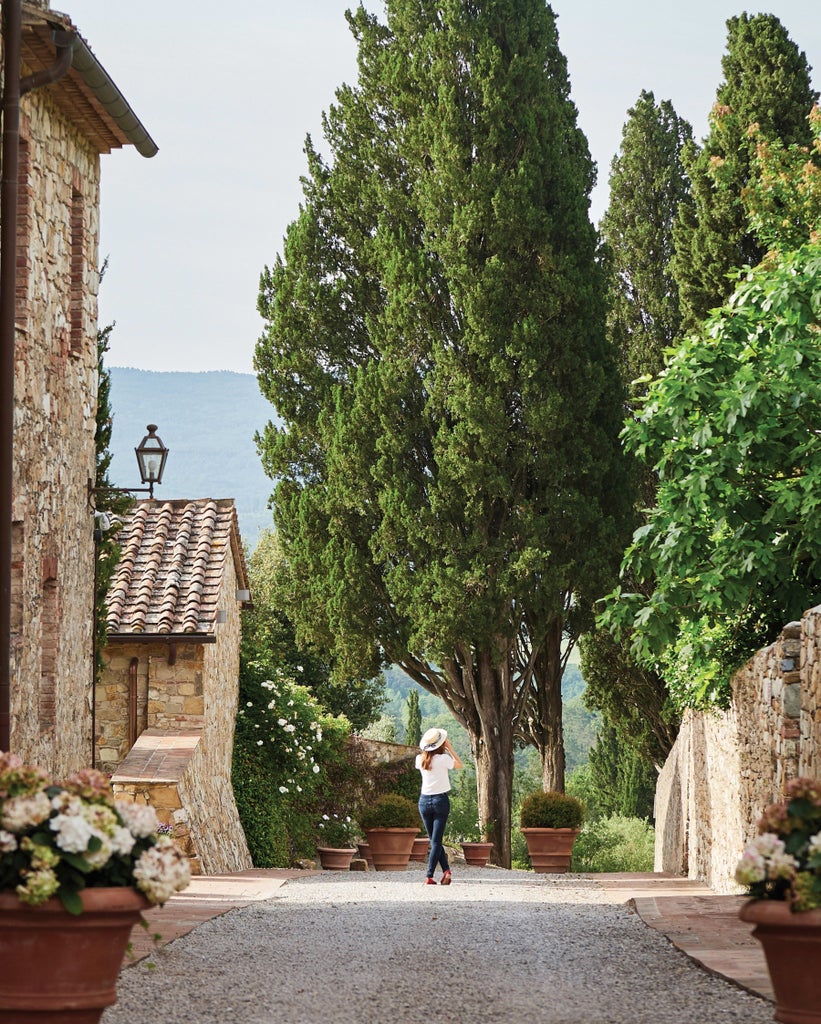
[315,846,357,854]
[739,898,821,925]
[520,827,581,834]
[0,886,150,914]
[364,826,420,834]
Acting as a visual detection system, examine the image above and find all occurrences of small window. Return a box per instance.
[69,186,85,356]
[39,561,59,737]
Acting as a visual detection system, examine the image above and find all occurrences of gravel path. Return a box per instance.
[102,866,773,1024]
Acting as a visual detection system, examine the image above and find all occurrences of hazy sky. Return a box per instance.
[62,1,821,374]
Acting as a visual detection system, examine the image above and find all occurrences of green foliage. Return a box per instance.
[588,92,689,777]
[737,105,821,253]
[405,690,422,748]
[519,790,584,830]
[358,716,398,743]
[358,793,419,831]
[443,762,480,842]
[243,530,384,732]
[601,89,692,392]
[565,763,605,822]
[580,627,678,765]
[603,238,821,704]
[254,0,632,864]
[231,663,352,865]
[671,13,818,332]
[571,815,655,873]
[562,696,601,773]
[316,812,358,849]
[587,722,657,821]
[93,315,134,686]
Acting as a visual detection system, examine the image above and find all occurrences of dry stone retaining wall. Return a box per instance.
[655,609,819,891]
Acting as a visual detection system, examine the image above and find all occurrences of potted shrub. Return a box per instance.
[0,752,191,1022]
[410,829,430,863]
[735,777,821,1023]
[315,813,358,871]
[519,790,584,873]
[358,794,420,871]
[461,822,494,867]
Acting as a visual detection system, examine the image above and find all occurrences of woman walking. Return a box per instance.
[416,727,463,885]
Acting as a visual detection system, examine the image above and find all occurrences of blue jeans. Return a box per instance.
[418,793,450,878]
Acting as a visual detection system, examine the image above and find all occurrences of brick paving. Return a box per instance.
[127,869,773,1005]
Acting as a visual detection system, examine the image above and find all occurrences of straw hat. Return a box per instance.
[419,727,447,752]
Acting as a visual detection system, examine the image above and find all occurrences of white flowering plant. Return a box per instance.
[234,666,353,864]
[316,812,358,849]
[735,777,821,912]
[0,751,190,916]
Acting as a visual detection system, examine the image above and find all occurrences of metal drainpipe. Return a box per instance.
[0,0,23,754]
[0,3,76,752]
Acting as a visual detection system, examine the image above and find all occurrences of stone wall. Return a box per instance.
[113,729,252,876]
[655,611,818,891]
[104,542,250,872]
[96,642,207,770]
[10,87,101,774]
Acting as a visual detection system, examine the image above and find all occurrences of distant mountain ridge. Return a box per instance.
[108,368,277,548]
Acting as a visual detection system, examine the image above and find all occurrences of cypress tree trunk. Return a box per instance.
[448,647,516,868]
[533,623,566,793]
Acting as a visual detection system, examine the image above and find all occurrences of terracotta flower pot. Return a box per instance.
[461,841,494,867]
[316,846,357,871]
[739,899,821,1023]
[356,841,374,868]
[521,827,580,873]
[0,886,149,1023]
[364,827,418,871]
[410,837,430,862]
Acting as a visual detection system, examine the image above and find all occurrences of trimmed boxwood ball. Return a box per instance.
[520,791,584,829]
[359,794,420,830]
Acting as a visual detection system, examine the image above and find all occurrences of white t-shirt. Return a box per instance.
[415,752,455,795]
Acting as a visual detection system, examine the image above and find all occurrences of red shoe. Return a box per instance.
[425,877,437,885]
[441,870,452,886]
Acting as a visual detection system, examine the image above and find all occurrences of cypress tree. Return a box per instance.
[671,13,818,333]
[580,92,691,773]
[405,689,422,748]
[600,90,692,392]
[255,0,631,865]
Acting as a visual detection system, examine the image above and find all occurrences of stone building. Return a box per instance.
[5,2,155,773]
[98,498,253,874]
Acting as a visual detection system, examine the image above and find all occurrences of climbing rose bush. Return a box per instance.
[736,777,821,911]
[0,752,190,915]
[233,665,352,863]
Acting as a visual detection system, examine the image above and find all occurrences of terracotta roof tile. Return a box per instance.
[106,498,249,639]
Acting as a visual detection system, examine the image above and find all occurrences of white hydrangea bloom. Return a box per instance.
[2,791,52,832]
[735,847,766,885]
[115,801,159,838]
[50,812,95,853]
[133,843,191,905]
[0,829,18,853]
[752,833,785,858]
[110,825,136,857]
